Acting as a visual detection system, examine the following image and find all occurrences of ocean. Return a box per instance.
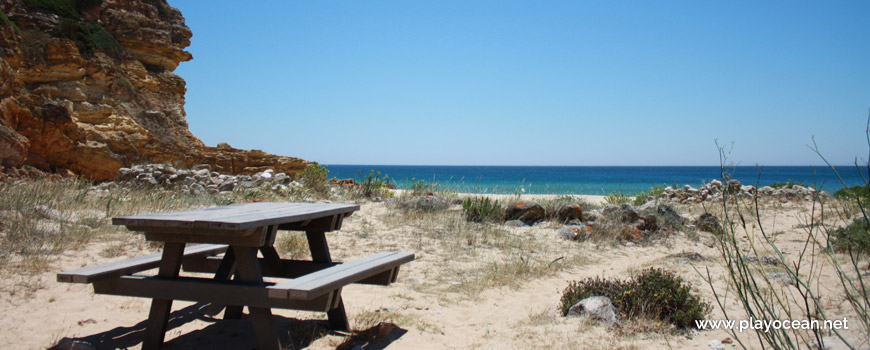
[325,165,868,195]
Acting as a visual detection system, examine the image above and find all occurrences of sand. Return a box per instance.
[2,193,866,349]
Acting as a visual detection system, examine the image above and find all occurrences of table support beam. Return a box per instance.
[142,242,185,350]
[306,230,350,331]
[234,246,282,350]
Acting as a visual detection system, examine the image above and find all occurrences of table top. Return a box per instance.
[112,202,360,230]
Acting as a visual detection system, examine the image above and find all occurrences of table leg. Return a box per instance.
[306,230,350,331]
[234,246,282,350]
[142,242,185,350]
[213,247,243,320]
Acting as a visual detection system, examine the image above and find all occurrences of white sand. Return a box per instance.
[2,197,864,349]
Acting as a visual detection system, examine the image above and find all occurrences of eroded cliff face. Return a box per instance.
[0,0,306,180]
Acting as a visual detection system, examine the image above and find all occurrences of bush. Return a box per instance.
[297,162,330,197]
[632,184,667,206]
[769,180,808,189]
[560,268,711,328]
[53,19,122,57]
[604,191,631,205]
[830,218,870,256]
[461,197,504,223]
[834,185,870,205]
[355,170,392,199]
[408,178,435,196]
[25,0,80,18]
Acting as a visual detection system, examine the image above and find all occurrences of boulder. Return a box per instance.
[657,204,685,226]
[554,204,583,223]
[504,201,546,225]
[556,225,592,241]
[696,213,723,235]
[566,296,620,326]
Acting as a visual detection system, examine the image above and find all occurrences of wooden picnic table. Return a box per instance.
[57,202,414,350]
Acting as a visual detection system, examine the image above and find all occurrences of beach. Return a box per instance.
[2,182,864,349]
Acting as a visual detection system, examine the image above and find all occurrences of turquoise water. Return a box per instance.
[326,165,867,195]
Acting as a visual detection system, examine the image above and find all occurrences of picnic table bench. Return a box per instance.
[57,202,414,350]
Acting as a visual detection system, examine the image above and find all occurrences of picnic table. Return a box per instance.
[57,202,414,350]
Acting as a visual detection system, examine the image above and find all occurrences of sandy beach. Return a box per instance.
[1,186,865,350]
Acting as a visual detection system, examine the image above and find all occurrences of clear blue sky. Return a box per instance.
[169,1,869,166]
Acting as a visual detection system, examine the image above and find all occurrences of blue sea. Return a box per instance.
[326,165,867,195]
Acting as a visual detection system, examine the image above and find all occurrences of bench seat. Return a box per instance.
[268,251,414,300]
[57,244,228,284]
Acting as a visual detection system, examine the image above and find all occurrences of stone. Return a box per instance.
[504,201,546,225]
[556,225,591,241]
[190,183,205,195]
[622,225,643,242]
[554,204,583,223]
[697,213,723,235]
[709,340,726,350]
[566,296,620,326]
[505,220,527,227]
[657,204,684,227]
[608,203,639,223]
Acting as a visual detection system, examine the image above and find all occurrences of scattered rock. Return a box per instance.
[767,272,796,285]
[709,339,726,350]
[696,213,722,235]
[554,204,584,223]
[504,201,546,225]
[556,225,592,242]
[566,296,620,326]
[622,225,643,242]
[657,204,685,226]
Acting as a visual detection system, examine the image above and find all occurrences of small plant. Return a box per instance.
[355,170,392,199]
[632,184,667,206]
[53,19,122,57]
[1,9,21,33]
[829,218,870,257]
[461,197,504,223]
[769,180,809,189]
[409,178,435,196]
[560,268,711,328]
[297,162,330,198]
[25,0,80,18]
[604,191,631,205]
[834,184,870,205]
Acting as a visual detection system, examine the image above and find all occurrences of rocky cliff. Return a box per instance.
[0,0,306,181]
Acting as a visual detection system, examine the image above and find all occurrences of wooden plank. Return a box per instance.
[182,256,339,278]
[305,230,349,330]
[193,204,359,230]
[142,242,185,350]
[233,246,282,350]
[268,252,414,301]
[113,202,359,230]
[57,244,228,284]
[144,231,267,247]
[92,276,335,312]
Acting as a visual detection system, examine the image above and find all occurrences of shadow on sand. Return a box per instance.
[49,303,406,350]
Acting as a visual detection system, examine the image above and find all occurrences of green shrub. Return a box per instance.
[769,180,808,189]
[355,170,392,199]
[25,0,80,18]
[830,218,870,256]
[297,162,330,197]
[834,185,870,205]
[632,184,667,206]
[408,178,435,196]
[560,268,711,328]
[53,19,122,57]
[461,197,504,223]
[604,191,631,205]
[1,9,20,33]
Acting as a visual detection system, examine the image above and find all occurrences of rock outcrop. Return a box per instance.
[0,0,306,180]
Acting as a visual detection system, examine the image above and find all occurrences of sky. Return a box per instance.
[169,1,870,166]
